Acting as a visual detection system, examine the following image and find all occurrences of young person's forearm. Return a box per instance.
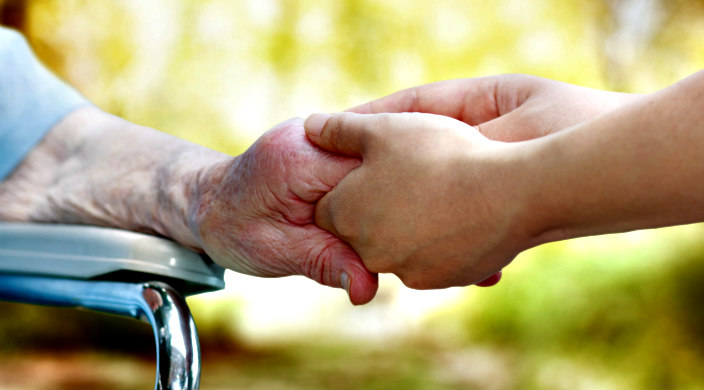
[521,71,704,245]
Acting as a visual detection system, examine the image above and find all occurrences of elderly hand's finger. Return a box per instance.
[304,229,378,305]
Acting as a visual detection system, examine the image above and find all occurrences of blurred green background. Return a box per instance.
[1,0,704,389]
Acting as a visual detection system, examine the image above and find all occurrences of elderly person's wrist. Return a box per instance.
[0,105,230,252]
[165,149,233,252]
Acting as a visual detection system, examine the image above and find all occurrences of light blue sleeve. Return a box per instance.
[0,27,89,180]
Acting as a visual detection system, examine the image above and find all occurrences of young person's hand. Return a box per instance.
[305,112,524,289]
[349,74,637,141]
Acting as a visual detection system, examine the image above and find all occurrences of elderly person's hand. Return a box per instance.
[194,118,378,304]
[0,109,378,304]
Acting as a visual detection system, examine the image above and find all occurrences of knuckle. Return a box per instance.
[256,129,285,155]
[361,114,392,146]
[322,114,347,146]
[374,112,394,129]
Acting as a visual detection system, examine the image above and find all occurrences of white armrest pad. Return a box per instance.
[0,222,224,294]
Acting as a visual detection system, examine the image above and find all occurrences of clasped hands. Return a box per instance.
[196,74,635,304]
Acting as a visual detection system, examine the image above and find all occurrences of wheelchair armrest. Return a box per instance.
[0,222,225,295]
[0,222,228,390]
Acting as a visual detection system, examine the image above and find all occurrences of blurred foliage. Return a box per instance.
[1,0,704,389]
[0,302,152,353]
[10,0,704,151]
[428,225,704,389]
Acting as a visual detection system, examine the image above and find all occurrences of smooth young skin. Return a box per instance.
[305,71,704,289]
[306,112,517,288]
[346,74,638,286]
[347,74,637,141]
[0,108,378,305]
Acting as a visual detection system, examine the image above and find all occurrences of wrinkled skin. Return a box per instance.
[0,110,378,305]
[194,119,378,304]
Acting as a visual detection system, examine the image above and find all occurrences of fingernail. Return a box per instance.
[475,271,502,287]
[304,113,332,138]
[340,272,351,297]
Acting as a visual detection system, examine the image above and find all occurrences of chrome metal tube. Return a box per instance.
[0,275,201,390]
